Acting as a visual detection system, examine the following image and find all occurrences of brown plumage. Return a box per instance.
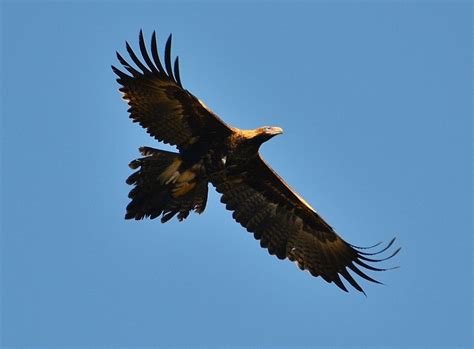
[112,31,400,294]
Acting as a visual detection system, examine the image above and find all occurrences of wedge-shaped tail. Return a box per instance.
[126,147,208,222]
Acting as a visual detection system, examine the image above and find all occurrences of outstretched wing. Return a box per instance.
[112,30,232,151]
[215,156,400,294]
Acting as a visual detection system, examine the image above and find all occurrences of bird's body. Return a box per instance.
[113,31,400,294]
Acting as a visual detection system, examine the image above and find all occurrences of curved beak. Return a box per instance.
[270,127,284,136]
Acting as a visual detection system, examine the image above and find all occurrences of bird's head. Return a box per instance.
[239,126,283,149]
[254,126,284,142]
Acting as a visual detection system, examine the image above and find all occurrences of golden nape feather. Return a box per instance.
[113,30,400,294]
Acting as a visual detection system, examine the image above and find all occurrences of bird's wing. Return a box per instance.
[112,31,232,151]
[215,155,400,293]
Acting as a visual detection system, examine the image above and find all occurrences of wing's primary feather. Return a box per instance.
[215,156,400,294]
[112,31,232,150]
[151,31,166,74]
[164,34,176,82]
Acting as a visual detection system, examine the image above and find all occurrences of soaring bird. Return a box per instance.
[112,31,400,294]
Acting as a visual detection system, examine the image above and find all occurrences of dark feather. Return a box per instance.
[151,31,166,74]
[111,64,130,80]
[139,30,160,74]
[116,51,140,77]
[174,56,183,87]
[126,41,151,74]
[164,34,176,82]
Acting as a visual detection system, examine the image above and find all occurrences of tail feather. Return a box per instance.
[125,147,208,222]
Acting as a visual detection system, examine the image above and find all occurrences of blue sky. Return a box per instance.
[1,1,472,348]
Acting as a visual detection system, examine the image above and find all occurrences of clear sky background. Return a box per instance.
[1,1,472,348]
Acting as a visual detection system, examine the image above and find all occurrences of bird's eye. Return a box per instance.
[263,127,271,132]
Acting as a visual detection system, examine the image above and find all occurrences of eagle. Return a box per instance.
[112,31,400,294]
